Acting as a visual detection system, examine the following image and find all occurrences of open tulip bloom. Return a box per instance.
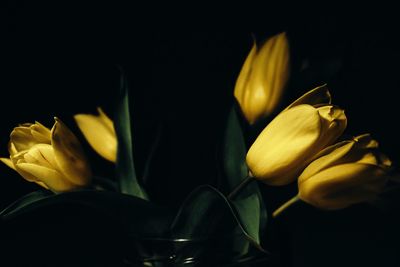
[1,36,399,266]
[1,118,92,192]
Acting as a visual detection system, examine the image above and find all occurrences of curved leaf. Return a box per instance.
[171,185,268,253]
[0,190,53,218]
[1,190,171,237]
[223,106,249,192]
[222,105,268,250]
[114,70,148,200]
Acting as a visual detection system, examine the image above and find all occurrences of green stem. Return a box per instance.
[272,195,300,218]
[227,175,255,200]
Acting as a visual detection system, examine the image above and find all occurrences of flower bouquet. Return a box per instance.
[1,32,398,267]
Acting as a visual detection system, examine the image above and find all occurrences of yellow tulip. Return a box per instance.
[234,32,290,124]
[74,107,117,162]
[0,118,92,192]
[298,134,392,210]
[246,85,347,185]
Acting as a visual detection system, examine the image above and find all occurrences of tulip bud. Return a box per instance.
[74,107,117,162]
[0,119,92,192]
[246,85,347,185]
[234,32,290,124]
[298,134,392,210]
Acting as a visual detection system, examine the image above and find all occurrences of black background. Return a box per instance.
[2,2,400,266]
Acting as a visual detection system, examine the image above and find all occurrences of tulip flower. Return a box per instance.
[74,107,117,162]
[246,85,347,186]
[297,134,392,210]
[234,32,290,124]
[0,118,92,192]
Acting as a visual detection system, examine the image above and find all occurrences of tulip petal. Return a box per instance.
[247,104,322,185]
[74,111,117,162]
[8,142,18,155]
[356,152,379,165]
[234,41,257,109]
[13,159,42,182]
[97,107,115,134]
[35,181,50,189]
[10,127,42,151]
[285,84,331,111]
[354,133,379,148]
[246,33,281,123]
[23,144,56,169]
[299,163,387,209]
[51,118,92,185]
[316,105,347,147]
[299,141,355,183]
[0,157,16,170]
[30,122,51,143]
[16,162,77,192]
[264,32,290,115]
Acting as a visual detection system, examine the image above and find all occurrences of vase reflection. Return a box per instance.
[124,237,270,267]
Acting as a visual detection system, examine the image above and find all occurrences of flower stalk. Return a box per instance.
[227,175,255,200]
[272,195,300,218]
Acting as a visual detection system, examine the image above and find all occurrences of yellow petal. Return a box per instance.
[316,105,347,147]
[247,104,322,185]
[234,41,257,109]
[13,159,42,182]
[74,111,117,162]
[30,122,51,143]
[10,126,40,151]
[353,133,379,148]
[262,32,290,115]
[51,118,92,186]
[97,107,115,134]
[247,32,289,122]
[299,141,355,183]
[299,163,387,209]
[23,144,56,169]
[35,181,50,189]
[8,141,18,155]
[16,162,77,192]
[0,157,16,170]
[285,84,331,111]
[356,152,379,165]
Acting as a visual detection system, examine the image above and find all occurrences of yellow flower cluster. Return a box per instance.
[1,108,117,192]
[236,32,392,210]
[0,31,393,213]
[0,118,92,192]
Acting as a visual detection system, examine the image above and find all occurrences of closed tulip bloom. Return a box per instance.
[234,32,290,124]
[0,118,92,192]
[246,85,347,185]
[298,134,392,210]
[74,107,117,162]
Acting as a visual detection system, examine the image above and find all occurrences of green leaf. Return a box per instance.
[171,185,236,239]
[223,106,249,192]
[114,70,148,200]
[1,190,171,237]
[171,185,268,253]
[222,105,268,251]
[232,193,260,243]
[0,190,53,218]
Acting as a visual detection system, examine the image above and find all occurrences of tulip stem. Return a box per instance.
[272,195,300,218]
[227,176,255,200]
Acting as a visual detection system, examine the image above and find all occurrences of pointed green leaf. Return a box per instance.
[114,70,148,200]
[232,193,260,243]
[223,106,249,191]
[171,185,268,253]
[222,105,268,250]
[0,190,53,218]
[1,190,171,237]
